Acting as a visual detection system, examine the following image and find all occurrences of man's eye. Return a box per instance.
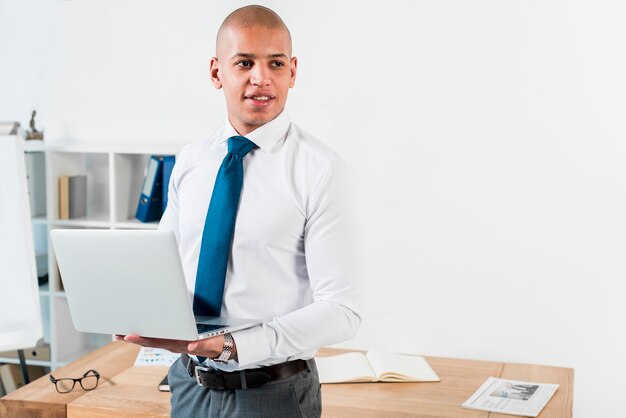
[237,60,252,67]
[271,61,285,67]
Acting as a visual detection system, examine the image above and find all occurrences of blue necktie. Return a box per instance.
[193,136,255,320]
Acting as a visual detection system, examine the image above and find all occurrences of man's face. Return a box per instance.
[210,25,297,135]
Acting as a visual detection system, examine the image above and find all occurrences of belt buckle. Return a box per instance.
[194,365,209,387]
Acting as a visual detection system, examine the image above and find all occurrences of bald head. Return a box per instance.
[216,5,292,58]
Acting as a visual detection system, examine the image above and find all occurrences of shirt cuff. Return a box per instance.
[231,324,272,368]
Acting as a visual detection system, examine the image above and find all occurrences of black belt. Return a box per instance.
[181,354,309,390]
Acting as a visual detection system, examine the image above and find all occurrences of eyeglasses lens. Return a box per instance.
[80,375,99,390]
[56,379,75,393]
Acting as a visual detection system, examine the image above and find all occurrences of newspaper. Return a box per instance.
[461,377,559,417]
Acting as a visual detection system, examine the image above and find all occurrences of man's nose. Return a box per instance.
[250,67,271,86]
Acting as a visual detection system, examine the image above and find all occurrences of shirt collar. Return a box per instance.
[220,111,291,152]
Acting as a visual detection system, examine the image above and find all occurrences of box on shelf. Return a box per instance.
[0,344,51,361]
[0,364,46,393]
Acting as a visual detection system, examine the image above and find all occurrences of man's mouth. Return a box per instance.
[245,94,276,107]
[249,95,272,101]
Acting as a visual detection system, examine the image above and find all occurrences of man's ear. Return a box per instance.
[289,57,298,88]
[210,57,222,89]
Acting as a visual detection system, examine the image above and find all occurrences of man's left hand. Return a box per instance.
[114,334,235,360]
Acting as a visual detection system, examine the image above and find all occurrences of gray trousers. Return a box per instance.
[168,357,322,418]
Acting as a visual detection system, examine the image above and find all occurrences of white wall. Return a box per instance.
[2,0,625,416]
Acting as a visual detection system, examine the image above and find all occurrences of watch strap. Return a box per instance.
[215,333,234,363]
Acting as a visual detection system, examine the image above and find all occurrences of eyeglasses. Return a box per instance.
[49,369,101,393]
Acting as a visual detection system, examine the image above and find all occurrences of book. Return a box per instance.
[59,176,70,219]
[69,175,87,218]
[315,350,440,384]
[58,175,87,219]
[461,377,559,417]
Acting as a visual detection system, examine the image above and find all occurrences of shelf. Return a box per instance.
[50,217,111,228]
[46,143,181,156]
[47,152,111,222]
[23,139,45,152]
[39,282,50,296]
[113,218,159,230]
[28,143,180,373]
[31,215,48,225]
[0,357,52,367]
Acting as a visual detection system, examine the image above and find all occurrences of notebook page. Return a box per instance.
[315,352,377,383]
[366,350,440,382]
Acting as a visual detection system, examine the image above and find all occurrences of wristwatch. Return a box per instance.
[215,333,234,363]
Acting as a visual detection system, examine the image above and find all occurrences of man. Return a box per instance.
[119,5,360,417]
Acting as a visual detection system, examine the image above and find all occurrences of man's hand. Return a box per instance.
[114,334,237,360]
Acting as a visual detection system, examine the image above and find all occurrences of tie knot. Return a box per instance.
[228,136,255,158]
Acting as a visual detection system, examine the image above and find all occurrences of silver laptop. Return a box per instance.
[50,229,261,340]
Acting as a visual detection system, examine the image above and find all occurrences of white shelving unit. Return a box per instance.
[0,141,180,370]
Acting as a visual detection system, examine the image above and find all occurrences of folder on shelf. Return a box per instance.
[136,156,163,222]
[161,156,175,214]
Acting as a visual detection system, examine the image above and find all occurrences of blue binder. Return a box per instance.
[161,156,175,214]
[136,156,163,222]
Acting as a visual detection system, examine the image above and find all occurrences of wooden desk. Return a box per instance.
[0,341,573,418]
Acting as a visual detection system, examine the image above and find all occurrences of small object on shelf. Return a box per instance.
[0,121,20,135]
[136,156,164,222]
[25,110,43,140]
[38,273,48,287]
[58,175,87,219]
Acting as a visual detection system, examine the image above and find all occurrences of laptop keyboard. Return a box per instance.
[196,323,226,334]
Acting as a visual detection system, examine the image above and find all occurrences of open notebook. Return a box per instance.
[315,350,440,384]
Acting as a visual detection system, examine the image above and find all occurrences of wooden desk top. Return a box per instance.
[0,341,573,418]
[0,341,139,418]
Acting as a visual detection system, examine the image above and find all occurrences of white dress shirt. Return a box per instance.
[159,111,361,370]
